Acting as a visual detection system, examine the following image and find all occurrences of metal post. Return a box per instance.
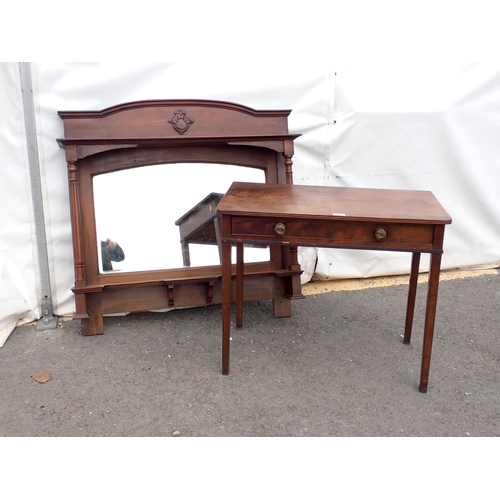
[19,62,58,330]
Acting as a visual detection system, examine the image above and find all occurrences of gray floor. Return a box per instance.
[1,271,499,437]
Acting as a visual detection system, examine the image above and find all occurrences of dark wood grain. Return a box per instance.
[218,182,452,224]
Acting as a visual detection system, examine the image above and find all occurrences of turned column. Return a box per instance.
[67,160,89,320]
[282,142,303,300]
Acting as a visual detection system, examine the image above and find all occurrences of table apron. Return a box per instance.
[224,216,444,253]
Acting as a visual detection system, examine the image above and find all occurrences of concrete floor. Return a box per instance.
[1,269,499,437]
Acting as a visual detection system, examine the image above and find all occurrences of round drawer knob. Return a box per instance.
[374,228,387,241]
[274,223,286,236]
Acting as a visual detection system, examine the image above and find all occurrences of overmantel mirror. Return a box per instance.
[58,99,303,336]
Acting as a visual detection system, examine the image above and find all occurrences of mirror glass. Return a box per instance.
[93,163,268,273]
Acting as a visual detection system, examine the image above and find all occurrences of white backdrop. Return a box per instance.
[2,62,500,345]
[0,63,40,345]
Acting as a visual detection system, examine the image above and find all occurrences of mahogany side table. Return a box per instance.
[217,182,452,392]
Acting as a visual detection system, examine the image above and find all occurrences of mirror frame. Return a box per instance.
[58,100,303,335]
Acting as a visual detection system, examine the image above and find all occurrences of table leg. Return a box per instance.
[181,241,191,267]
[222,241,232,375]
[404,252,421,344]
[236,243,244,328]
[419,252,443,393]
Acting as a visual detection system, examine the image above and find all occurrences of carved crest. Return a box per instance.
[168,110,194,135]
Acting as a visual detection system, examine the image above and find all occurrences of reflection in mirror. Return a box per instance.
[93,163,268,273]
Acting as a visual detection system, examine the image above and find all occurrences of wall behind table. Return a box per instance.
[314,64,500,280]
[0,63,39,345]
[2,62,499,331]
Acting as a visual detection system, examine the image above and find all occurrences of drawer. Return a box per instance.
[230,217,436,250]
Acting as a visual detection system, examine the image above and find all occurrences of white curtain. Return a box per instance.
[1,62,499,343]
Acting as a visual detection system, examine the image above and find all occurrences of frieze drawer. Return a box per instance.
[230,217,436,250]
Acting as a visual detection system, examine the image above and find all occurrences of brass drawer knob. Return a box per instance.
[374,228,387,241]
[274,222,286,236]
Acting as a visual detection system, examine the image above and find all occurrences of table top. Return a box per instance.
[217,182,452,225]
